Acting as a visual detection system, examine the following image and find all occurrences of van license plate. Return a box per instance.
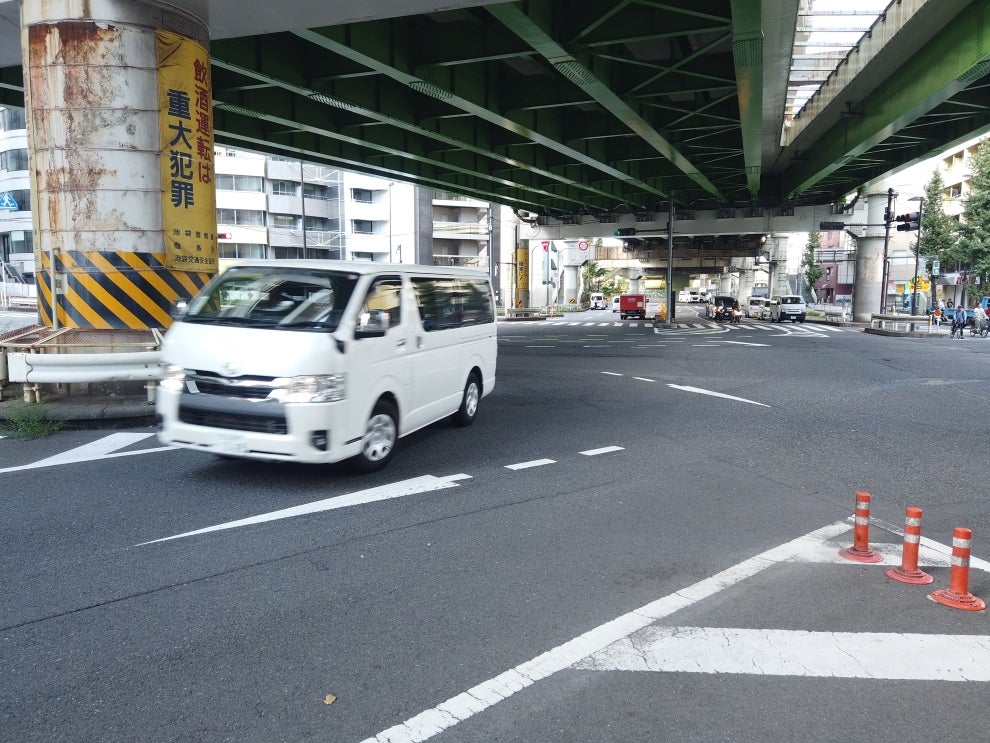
[214,433,247,454]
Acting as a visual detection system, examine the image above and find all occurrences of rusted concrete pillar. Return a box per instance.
[851,191,888,323]
[22,0,217,329]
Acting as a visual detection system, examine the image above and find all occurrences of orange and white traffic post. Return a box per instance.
[839,491,882,563]
[929,527,986,611]
[885,507,933,584]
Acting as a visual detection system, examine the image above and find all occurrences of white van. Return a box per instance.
[589,292,608,309]
[156,261,497,471]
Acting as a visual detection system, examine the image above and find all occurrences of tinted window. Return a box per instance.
[781,296,802,304]
[412,277,494,331]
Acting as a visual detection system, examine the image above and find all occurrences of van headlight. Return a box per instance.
[271,374,346,403]
[160,363,187,392]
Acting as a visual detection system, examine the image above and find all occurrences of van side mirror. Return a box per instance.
[354,310,389,338]
[169,298,190,319]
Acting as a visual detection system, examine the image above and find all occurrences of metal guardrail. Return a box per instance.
[0,326,163,391]
[869,313,932,332]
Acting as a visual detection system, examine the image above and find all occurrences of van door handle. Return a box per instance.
[395,339,407,349]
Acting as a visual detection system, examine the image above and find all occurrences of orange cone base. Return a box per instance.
[885,566,934,585]
[839,546,883,563]
[929,589,986,611]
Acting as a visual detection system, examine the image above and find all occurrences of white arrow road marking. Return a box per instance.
[138,473,472,545]
[576,627,990,680]
[668,384,770,407]
[0,433,170,474]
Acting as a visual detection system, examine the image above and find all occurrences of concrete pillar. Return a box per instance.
[718,271,732,295]
[852,192,888,322]
[738,261,755,301]
[560,264,580,305]
[22,0,217,329]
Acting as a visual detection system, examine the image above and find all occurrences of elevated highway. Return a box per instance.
[0,0,986,325]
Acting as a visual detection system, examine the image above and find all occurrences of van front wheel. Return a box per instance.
[351,400,398,473]
[452,372,481,427]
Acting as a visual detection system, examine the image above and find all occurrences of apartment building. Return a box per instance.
[0,103,512,306]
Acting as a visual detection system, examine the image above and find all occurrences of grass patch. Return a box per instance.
[0,401,65,439]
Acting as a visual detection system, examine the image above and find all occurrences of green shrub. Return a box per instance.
[0,401,65,439]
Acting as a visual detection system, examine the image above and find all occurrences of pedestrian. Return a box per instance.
[974,304,987,335]
[952,304,967,339]
[932,305,943,328]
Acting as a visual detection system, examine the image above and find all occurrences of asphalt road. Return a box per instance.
[2,306,989,742]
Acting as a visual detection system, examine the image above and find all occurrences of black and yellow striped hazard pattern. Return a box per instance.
[36,251,213,330]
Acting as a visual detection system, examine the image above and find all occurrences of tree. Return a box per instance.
[919,168,956,305]
[802,231,824,298]
[580,259,612,303]
[955,138,990,290]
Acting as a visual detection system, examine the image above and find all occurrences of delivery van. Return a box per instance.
[589,292,608,309]
[156,260,497,471]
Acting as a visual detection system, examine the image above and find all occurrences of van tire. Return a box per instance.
[351,399,398,473]
[452,372,481,427]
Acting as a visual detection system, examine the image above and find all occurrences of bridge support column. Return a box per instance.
[737,261,755,300]
[22,1,217,330]
[718,272,732,295]
[852,192,888,323]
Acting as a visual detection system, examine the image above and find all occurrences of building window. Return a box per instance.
[219,243,267,259]
[271,213,301,229]
[271,246,305,259]
[217,208,266,226]
[0,148,29,172]
[270,180,299,196]
[0,107,25,131]
[215,174,264,192]
[352,220,374,234]
[304,216,330,230]
[351,188,373,203]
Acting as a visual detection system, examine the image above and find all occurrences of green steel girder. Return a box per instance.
[783,0,990,199]
[485,2,726,200]
[729,0,762,196]
[290,23,670,206]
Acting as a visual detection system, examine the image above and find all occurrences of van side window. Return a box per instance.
[359,276,402,331]
[412,277,494,331]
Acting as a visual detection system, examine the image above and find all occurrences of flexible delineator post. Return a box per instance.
[885,507,933,584]
[839,491,882,563]
[930,527,986,611]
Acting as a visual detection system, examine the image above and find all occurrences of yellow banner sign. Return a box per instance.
[157,31,218,273]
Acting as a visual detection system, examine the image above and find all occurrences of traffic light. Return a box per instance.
[614,228,636,236]
[895,212,920,231]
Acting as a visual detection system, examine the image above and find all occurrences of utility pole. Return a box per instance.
[880,188,895,314]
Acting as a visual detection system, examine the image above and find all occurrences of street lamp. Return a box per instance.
[909,196,924,316]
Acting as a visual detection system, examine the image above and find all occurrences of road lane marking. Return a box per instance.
[668,384,770,407]
[718,340,770,347]
[360,521,852,743]
[580,446,624,456]
[138,474,473,545]
[576,627,990,680]
[505,459,555,470]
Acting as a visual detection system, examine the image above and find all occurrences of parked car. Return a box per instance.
[769,294,807,322]
[747,297,768,318]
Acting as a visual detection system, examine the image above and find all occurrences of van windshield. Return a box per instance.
[182,266,360,331]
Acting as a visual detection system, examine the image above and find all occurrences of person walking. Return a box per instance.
[952,304,967,339]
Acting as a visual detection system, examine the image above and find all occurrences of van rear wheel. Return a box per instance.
[452,372,481,427]
[351,400,398,473]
